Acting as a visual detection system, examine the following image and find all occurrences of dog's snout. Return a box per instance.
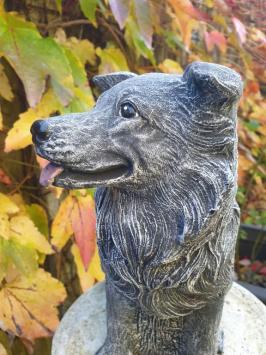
[31,120,50,141]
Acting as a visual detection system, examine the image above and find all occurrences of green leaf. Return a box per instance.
[125,17,155,64]
[96,46,129,73]
[79,0,99,25]
[0,12,74,107]
[63,48,87,87]
[25,204,49,238]
[0,238,38,276]
[134,0,153,49]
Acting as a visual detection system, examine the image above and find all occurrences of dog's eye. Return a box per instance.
[119,102,139,118]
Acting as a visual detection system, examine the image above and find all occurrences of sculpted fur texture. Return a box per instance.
[31,62,243,354]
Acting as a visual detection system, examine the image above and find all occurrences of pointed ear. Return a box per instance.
[92,72,138,93]
[183,62,243,101]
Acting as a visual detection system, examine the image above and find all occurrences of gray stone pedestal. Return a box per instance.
[52,282,266,355]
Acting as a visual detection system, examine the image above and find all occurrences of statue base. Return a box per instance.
[52,282,266,355]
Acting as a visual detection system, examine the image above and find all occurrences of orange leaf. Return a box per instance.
[70,194,96,270]
[0,269,66,340]
[204,30,227,54]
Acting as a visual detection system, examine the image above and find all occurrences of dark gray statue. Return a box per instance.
[31,62,243,355]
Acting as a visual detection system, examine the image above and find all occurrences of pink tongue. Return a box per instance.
[40,163,64,187]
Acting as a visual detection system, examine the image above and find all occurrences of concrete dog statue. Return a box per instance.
[31,62,243,355]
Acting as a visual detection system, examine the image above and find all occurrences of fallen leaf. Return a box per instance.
[159,59,183,73]
[0,269,66,340]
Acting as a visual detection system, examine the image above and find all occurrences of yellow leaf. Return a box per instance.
[51,195,74,251]
[0,111,3,131]
[159,59,183,74]
[4,90,61,152]
[0,63,13,101]
[96,47,129,73]
[0,193,19,215]
[0,269,66,340]
[9,216,53,254]
[0,214,9,240]
[71,244,104,292]
[0,343,7,355]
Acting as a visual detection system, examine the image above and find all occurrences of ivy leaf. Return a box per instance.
[109,0,130,29]
[0,13,74,107]
[96,46,129,73]
[0,63,13,101]
[0,269,66,340]
[4,90,61,152]
[79,0,99,25]
[134,0,153,49]
[70,194,96,270]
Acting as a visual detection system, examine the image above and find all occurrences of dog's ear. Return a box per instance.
[92,72,137,93]
[183,62,243,102]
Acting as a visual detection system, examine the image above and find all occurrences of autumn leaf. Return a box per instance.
[0,63,13,101]
[9,215,52,255]
[0,111,3,131]
[0,269,66,340]
[0,169,12,185]
[51,195,75,251]
[134,0,153,49]
[232,17,246,44]
[70,194,96,270]
[0,193,19,215]
[4,89,61,152]
[25,204,49,238]
[71,244,104,292]
[159,59,183,73]
[109,0,130,29]
[96,46,129,73]
[204,30,227,54]
[79,0,99,25]
[0,12,74,107]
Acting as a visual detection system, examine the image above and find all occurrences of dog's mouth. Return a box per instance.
[40,161,131,189]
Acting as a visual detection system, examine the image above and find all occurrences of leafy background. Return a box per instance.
[0,0,265,353]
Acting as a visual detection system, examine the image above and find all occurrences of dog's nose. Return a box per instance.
[31,120,50,141]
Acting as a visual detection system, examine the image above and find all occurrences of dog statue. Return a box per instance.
[31,62,243,355]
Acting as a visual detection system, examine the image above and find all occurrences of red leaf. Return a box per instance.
[204,30,227,54]
[0,169,12,185]
[259,266,266,276]
[109,0,130,29]
[232,17,246,44]
[250,260,263,272]
[71,194,96,270]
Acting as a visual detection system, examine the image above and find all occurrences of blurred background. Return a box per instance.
[0,0,265,353]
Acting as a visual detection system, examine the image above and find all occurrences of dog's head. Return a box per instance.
[31,62,242,190]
